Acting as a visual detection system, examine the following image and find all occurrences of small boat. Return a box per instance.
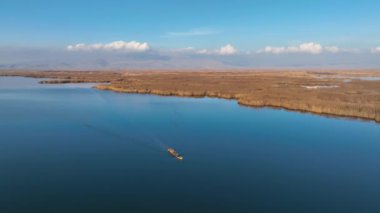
[167,148,183,160]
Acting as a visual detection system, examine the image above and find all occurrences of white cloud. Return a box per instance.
[259,42,325,54]
[324,46,340,53]
[193,44,237,55]
[258,44,363,55]
[298,42,323,54]
[170,44,237,55]
[216,44,237,55]
[371,46,380,54]
[67,43,91,51]
[67,40,150,52]
[3,46,380,70]
[261,46,287,54]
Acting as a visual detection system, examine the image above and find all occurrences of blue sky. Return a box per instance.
[0,0,380,69]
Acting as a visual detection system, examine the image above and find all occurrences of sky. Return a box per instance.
[1,0,380,69]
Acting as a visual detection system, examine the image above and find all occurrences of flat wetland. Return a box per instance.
[1,70,380,122]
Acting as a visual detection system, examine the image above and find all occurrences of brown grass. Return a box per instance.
[1,70,380,123]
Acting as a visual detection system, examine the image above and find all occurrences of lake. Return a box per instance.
[0,77,379,213]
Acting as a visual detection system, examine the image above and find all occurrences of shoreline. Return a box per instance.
[1,70,379,123]
[94,84,380,123]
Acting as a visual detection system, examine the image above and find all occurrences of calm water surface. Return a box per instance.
[1,77,379,213]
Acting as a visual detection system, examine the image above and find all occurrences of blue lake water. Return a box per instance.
[1,77,380,213]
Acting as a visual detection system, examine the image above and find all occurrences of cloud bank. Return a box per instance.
[67,41,150,52]
[324,46,340,53]
[195,44,237,55]
[2,45,380,70]
[258,42,343,54]
[3,41,380,70]
[217,44,237,55]
[371,46,380,54]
